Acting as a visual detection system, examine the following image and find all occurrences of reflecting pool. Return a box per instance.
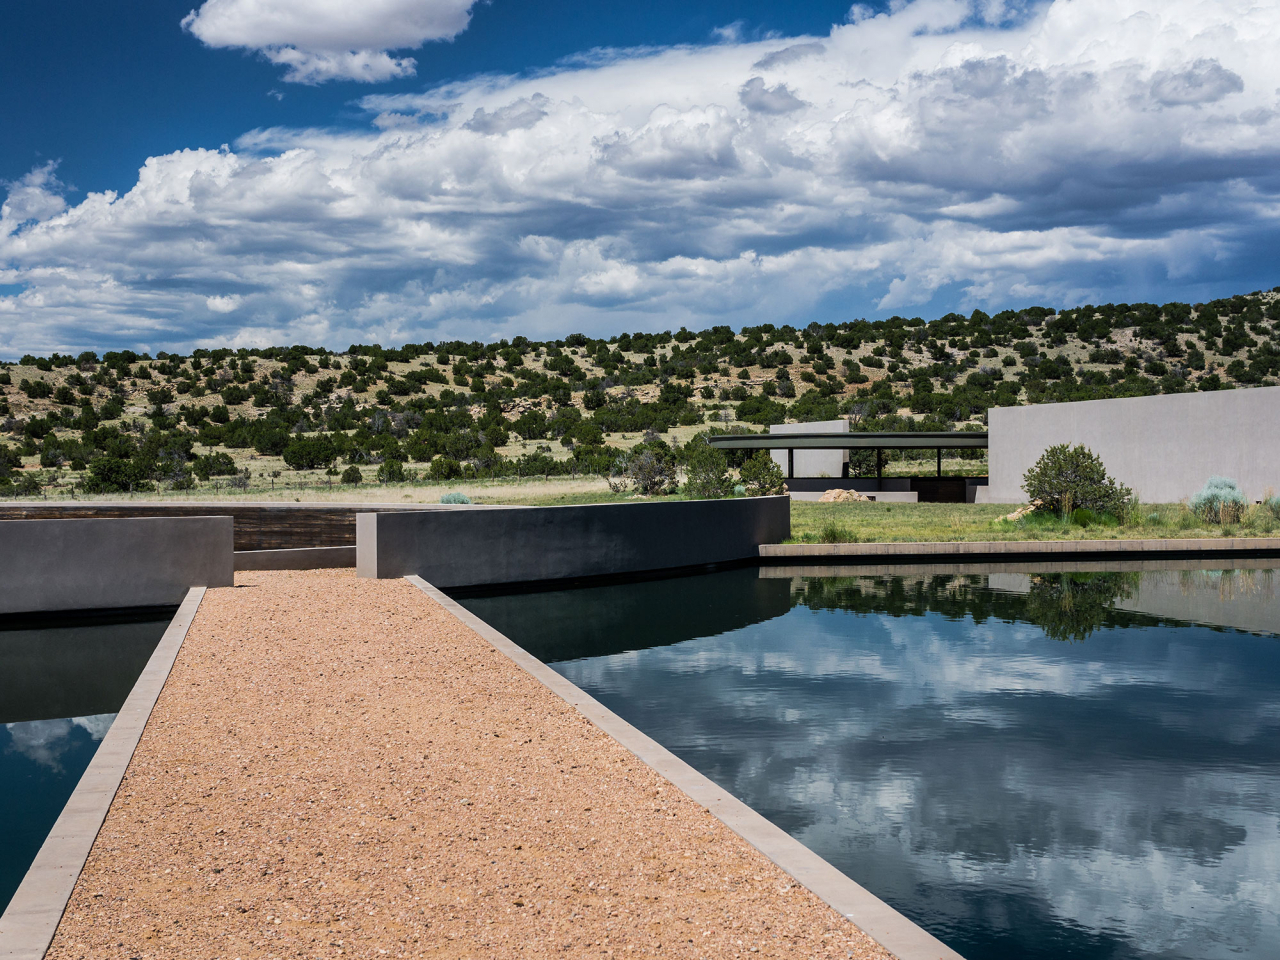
[0,610,173,914]
[460,566,1280,960]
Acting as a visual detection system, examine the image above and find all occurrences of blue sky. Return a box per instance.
[1,0,859,200]
[2,0,1278,355]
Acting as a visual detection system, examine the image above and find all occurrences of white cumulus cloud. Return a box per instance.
[1,163,67,236]
[182,0,480,83]
[205,294,243,313]
[738,77,806,114]
[4,0,1280,355]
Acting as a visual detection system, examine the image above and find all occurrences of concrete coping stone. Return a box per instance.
[408,575,965,960]
[0,587,206,960]
[760,557,1280,579]
[761,538,1280,559]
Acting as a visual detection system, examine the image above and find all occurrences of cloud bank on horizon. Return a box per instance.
[3,0,1279,355]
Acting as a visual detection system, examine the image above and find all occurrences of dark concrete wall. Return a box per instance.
[0,516,234,614]
[357,497,791,588]
[0,502,454,551]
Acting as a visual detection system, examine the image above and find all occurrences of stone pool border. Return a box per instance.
[0,587,206,960]
[409,574,965,960]
[762,536,1280,562]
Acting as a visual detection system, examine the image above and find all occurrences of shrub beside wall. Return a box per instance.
[1190,477,1247,524]
[1023,443,1133,518]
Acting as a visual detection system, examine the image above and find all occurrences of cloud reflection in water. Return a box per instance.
[541,572,1280,960]
[4,714,115,772]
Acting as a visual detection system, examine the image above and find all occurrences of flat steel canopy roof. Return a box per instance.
[707,431,988,450]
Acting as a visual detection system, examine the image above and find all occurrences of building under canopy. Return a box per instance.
[708,421,988,502]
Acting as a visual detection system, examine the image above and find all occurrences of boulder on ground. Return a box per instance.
[818,488,871,503]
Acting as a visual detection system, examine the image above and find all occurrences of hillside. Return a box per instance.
[2,289,1278,497]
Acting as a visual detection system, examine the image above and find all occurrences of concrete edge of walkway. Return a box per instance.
[0,586,207,960]
[407,574,963,960]
[759,557,1280,579]
[761,537,1280,560]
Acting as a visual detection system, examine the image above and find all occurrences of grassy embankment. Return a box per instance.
[787,500,1280,543]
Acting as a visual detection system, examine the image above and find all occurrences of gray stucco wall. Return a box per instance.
[0,516,234,614]
[982,386,1280,504]
[356,497,790,587]
[769,419,848,478]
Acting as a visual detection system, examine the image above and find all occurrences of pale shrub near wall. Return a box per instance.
[1190,477,1248,524]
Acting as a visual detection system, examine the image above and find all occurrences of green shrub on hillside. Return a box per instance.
[735,394,787,426]
[376,458,407,483]
[20,378,53,399]
[15,471,43,495]
[428,456,463,481]
[0,443,21,479]
[82,456,154,494]
[193,451,237,480]
[282,434,338,471]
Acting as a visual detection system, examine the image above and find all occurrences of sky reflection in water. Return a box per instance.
[461,567,1280,960]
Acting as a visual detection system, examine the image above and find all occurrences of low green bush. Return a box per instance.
[15,472,43,495]
[376,458,407,483]
[1069,507,1098,527]
[1264,495,1280,520]
[1018,510,1067,532]
[340,464,362,484]
[1175,509,1199,530]
[282,434,337,471]
[428,456,463,481]
[1069,507,1119,528]
[738,451,786,496]
[818,522,856,543]
[682,436,731,499]
[193,451,237,480]
[440,491,471,504]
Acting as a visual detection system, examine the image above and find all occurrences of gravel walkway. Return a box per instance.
[48,569,893,960]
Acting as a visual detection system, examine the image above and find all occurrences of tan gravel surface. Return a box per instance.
[48,569,894,960]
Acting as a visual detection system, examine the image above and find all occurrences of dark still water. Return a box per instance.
[0,610,173,914]
[460,566,1280,960]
